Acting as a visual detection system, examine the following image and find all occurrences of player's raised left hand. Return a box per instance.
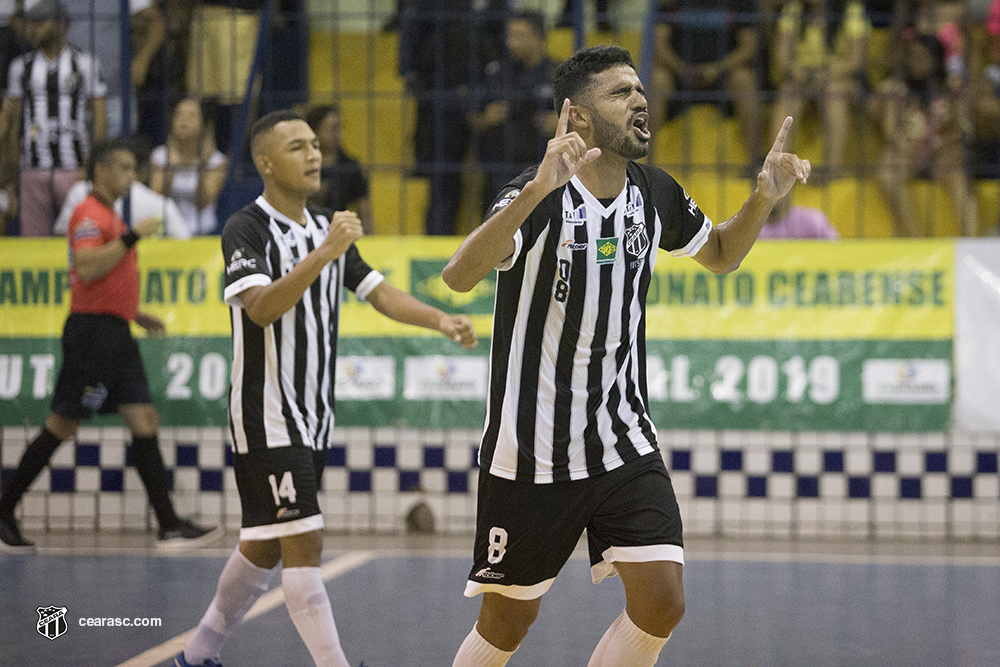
[757,116,810,201]
[439,314,477,350]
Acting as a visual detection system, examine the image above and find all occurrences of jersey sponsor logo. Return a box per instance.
[596,237,618,265]
[72,219,101,243]
[683,189,700,217]
[276,507,301,520]
[475,567,505,580]
[491,189,520,213]
[624,221,649,256]
[563,204,586,225]
[624,192,642,217]
[227,247,257,275]
[561,239,588,251]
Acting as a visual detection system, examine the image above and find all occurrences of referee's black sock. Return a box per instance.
[0,428,63,521]
[130,435,180,531]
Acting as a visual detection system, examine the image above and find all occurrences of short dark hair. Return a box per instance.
[552,45,636,111]
[304,104,340,132]
[250,109,307,158]
[509,10,546,40]
[87,137,135,181]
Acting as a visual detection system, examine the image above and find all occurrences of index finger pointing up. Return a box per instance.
[556,98,570,137]
[770,116,793,154]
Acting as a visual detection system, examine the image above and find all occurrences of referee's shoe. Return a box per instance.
[0,516,35,553]
[157,519,224,550]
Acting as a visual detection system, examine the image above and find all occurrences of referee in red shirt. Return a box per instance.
[0,138,221,552]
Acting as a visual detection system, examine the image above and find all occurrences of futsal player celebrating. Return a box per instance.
[0,138,221,553]
[443,46,810,667]
[176,110,476,667]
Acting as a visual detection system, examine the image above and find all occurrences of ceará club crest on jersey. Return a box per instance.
[624,221,649,256]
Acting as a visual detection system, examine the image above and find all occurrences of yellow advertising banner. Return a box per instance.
[0,237,952,341]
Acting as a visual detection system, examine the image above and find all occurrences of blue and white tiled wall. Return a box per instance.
[2,427,998,540]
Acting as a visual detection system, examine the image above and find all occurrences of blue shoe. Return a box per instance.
[174,652,222,667]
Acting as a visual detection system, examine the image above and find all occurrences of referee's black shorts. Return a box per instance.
[51,313,153,420]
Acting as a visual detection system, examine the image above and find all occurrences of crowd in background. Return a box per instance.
[1,0,999,238]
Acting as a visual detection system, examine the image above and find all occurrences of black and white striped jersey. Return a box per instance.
[6,47,107,169]
[481,161,713,483]
[222,196,384,454]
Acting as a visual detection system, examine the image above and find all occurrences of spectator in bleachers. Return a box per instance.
[649,0,763,166]
[869,3,979,236]
[130,0,181,149]
[758,192,840,238]
[558,0,615,33]
[0,0,107,237]
[305,104,374,235]
[187,0,262,153]
[54,137,190,239]
[770,0,871,182]
[0,0,26,235]
[149,98,227,235]
[470,10,556,217]
[399,0,507,235]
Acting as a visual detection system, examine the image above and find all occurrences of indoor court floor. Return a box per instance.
[2,533,999,666]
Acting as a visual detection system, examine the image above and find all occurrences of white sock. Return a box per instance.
[283,566,350,667]
[452,623,515,667]
[184,548,275,665]
[587,609,669,667]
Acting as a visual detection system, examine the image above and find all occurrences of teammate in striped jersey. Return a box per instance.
[177,110,476,667]
[444,46,811,667]
[0,0,108,236]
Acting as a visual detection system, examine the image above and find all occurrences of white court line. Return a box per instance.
[113,550,376,667]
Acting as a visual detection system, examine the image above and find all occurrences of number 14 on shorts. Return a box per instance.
[268,472,297,505]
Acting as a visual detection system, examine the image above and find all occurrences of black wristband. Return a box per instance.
[121,230,139,249]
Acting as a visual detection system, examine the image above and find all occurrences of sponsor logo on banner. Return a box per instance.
[335,357,396,400]
[596,237,618,265]
[862,359,950,404]
[410,260,496,314]
[37,606,68,640]
[404,356,488,400]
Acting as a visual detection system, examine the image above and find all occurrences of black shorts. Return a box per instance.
[233,446,326,540]
[465,453,684,600]
[51,313,152,420]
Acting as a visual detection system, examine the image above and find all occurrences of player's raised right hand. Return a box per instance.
[530,98,601,194]
[322,210,364,260]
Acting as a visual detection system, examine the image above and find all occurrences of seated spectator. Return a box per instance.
[771,0,871,181]
[304,104,374,235]
[149,98,227,235]
[470,10,556,216]
[54,139,189,239]
[758,193,840,238]
[869,8,979,236]
[649,0,763,165]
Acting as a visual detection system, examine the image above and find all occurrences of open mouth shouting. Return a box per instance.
[632,112,651,141]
